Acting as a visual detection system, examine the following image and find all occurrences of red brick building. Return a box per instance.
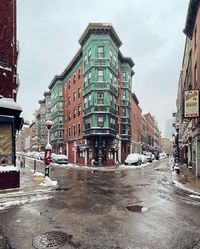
[0,0,19,100]
[130,93,142,153]
[143,113,155,150]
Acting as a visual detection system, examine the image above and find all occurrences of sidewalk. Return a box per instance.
[172,163,200,195]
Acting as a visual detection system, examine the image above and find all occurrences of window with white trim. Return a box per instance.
[97,116,104,127]
[88,49,91,61]
[97,69,104,82]
[88,71,91,84]
[97,46,104,58]
[110,72,113,84]
[84,54,88,65]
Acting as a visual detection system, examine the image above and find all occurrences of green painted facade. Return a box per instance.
[82,34,120,136]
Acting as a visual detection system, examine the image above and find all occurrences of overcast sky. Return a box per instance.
[16,0,189,137]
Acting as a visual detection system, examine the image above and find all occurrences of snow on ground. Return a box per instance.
[189,194,200,199]
[0,194,53,211]
[0,165,19,172]
[40,176,58,187]
[172,179,200,196]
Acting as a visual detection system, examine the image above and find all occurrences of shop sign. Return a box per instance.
[184,90,199,118]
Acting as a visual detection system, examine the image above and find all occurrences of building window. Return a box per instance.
[97,69,104,82]
[97,92,104,104]
[110,117,116,129]
[122,124,126,134]
[88,95,91,106]
[84,75,88,88]
[84,54,88,65]
[85,117,91,129]
[88,49,91,61]
[73,125,76,136]
[114,77,117,85]
[97,116,104,127]
[68,80,71,89]
[108,151,114,159]
[110,72,113,84]
[114,55,117,65]
[68,127,71,137]
[84,97,87,108]
[73,108,76,118]
[78,123,81,135]
[110,94,114,107]
[97,46,104,58]
[123,72,126,81]
[78,69,81,79]
[78,87,81,98]
[68,111,71,121]
[59,131,63,139]
[73,91,76,101]
[79,150,84,158]
[73,74,76,84]
[122,107,126,116]
[110,49,113,60]
[88,71,91,84]
[68,96,71,105]
[78,105,81,116]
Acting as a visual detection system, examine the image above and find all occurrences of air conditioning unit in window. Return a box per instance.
[98,93,103,99]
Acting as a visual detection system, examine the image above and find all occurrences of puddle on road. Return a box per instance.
[126,205,148,213]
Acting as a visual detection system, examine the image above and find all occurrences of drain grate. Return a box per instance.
[126,205,143,212]
[32,231,71,249]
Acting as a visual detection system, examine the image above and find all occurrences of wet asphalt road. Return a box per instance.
[1,159,200,249]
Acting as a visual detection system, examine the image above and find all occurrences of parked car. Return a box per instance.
[174,163,180,174]
[52,154,68,164]
[159,152,167,159]
[144,152,153,163]
[39,152,45,161]
[141,155,147,164]
[124,153,142,166]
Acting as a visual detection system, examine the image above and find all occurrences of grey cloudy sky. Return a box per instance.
[17,0,189,137]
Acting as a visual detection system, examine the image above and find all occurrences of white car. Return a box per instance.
[124,153,142,166]
[141,155,147,164]
[52,154,68,164]
[144,152,153,163]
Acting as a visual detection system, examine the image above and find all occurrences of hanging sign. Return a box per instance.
[184,89,199,118]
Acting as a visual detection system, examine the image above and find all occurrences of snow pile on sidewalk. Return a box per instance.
[0,165,19,172]
[40,176,58,187]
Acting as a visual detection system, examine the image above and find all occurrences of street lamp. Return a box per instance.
[44,120,53,177]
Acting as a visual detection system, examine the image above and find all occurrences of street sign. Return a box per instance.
[184,89,199,118]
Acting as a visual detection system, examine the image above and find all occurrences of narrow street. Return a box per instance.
[1,159,200,249]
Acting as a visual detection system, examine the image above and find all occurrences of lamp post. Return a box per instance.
[44,120,53,177]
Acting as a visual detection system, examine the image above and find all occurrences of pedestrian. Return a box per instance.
[91,158,96,167]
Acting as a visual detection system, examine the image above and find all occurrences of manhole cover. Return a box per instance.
[126,205,148,213]
[32,231,70,249]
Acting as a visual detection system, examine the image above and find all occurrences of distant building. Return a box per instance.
[16,126,31,152]
[29,121,37,151]
[131,93,142,153]
[143,113,155,150]
[161,138,173,155]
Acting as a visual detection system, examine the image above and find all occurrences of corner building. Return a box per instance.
[64,23,134,166]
